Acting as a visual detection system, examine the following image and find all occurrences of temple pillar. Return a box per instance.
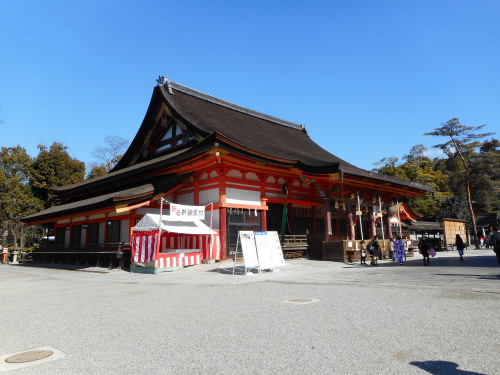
[312,206,317,236]
[369,206,377,239]
[347,202,355,240]
[220,207,227,260]
[323,198,332,241]
[386,212,393,239]
[261,198,268,231]
[219,167,228,260]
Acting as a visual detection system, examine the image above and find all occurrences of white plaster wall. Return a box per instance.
[177,192,194,205]
[228,169,243,178]
[89,213,105,220]
[226,188,261,205]
[245,172,259,181]
[199,188,219,205]
[209,210,220,230]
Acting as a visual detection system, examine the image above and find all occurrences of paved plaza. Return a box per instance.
[1,249,499,374]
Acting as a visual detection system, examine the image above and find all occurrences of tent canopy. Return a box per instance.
[133,213,215,235]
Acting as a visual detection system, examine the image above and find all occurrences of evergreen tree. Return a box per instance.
[425,118,495,248]
[0,146,44,249]
[30,142,85,207]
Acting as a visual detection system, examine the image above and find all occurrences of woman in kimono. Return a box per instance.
[394,235,405,265]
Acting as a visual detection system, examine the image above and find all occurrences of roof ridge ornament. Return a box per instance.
[156,76,174,94]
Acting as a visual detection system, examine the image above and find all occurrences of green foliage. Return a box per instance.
[0,146,44,221]
[86,163,108,180]
[373,144,453,219]
[31,142,85,206]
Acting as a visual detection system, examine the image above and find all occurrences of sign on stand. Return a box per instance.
[254,231,287,271]
[230,231,287,275]
[233,231,260,274]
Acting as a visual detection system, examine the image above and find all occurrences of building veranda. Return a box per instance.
[23,76,432,272]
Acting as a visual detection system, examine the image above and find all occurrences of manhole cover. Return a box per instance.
[288,298,319,304]
[5,350,53,363]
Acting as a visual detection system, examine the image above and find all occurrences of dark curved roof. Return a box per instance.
[114,80,356,172]
[22,174,191,223]
[162,83,354,168]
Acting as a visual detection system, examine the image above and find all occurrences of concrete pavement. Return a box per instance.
[0,249,498,374]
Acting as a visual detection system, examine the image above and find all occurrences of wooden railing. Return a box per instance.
[280,235,308,259]
[30,243,131,269]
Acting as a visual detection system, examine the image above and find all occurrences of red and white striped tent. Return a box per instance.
[131,213,220,271]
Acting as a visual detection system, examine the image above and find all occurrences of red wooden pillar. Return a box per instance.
[260,198,268,231]
[220,207,227,260]
[219,168,228,260]
[368,206,376,239]
[259,175,268,232]
[312,206,318,237]
[193,173,199,205]
[323,198,332,241]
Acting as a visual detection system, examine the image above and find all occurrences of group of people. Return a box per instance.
[359,235,406,266]
[417,234,466,266]
[358,232,479,267]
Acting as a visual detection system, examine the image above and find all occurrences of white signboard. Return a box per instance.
[169,203,205,220]
[238,231,260,269]
[254,231,286,269]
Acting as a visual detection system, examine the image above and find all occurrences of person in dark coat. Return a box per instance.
[418,236,431,266]
[359,240,367,265]
[368,236,380,265]
[455,234,466,261]
[491,227,500,266]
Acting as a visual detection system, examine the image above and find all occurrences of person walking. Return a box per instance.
[367,236,381,265]
[418,235,431,266]
[491,227,500,266]
[389,237,395,261]
[359,240,367,265]
[456,234,466,261]
[394,235,405,265]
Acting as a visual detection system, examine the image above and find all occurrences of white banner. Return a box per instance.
[169,203,205,220]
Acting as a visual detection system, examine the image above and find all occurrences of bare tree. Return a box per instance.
[91,136,129,172]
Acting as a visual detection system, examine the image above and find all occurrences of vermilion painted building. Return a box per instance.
[24,76,431,269]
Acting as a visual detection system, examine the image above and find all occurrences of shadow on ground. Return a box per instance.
[378,254,499,268]
[410,360,487,375]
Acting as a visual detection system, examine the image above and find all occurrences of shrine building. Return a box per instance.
[24,76,431,270]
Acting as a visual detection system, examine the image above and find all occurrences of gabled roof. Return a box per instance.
[109,77,432,194]
[114,78,356,172]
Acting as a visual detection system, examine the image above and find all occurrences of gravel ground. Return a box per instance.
[0,249,499,374]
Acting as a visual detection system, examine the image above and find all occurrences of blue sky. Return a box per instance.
[1,0,498,172]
